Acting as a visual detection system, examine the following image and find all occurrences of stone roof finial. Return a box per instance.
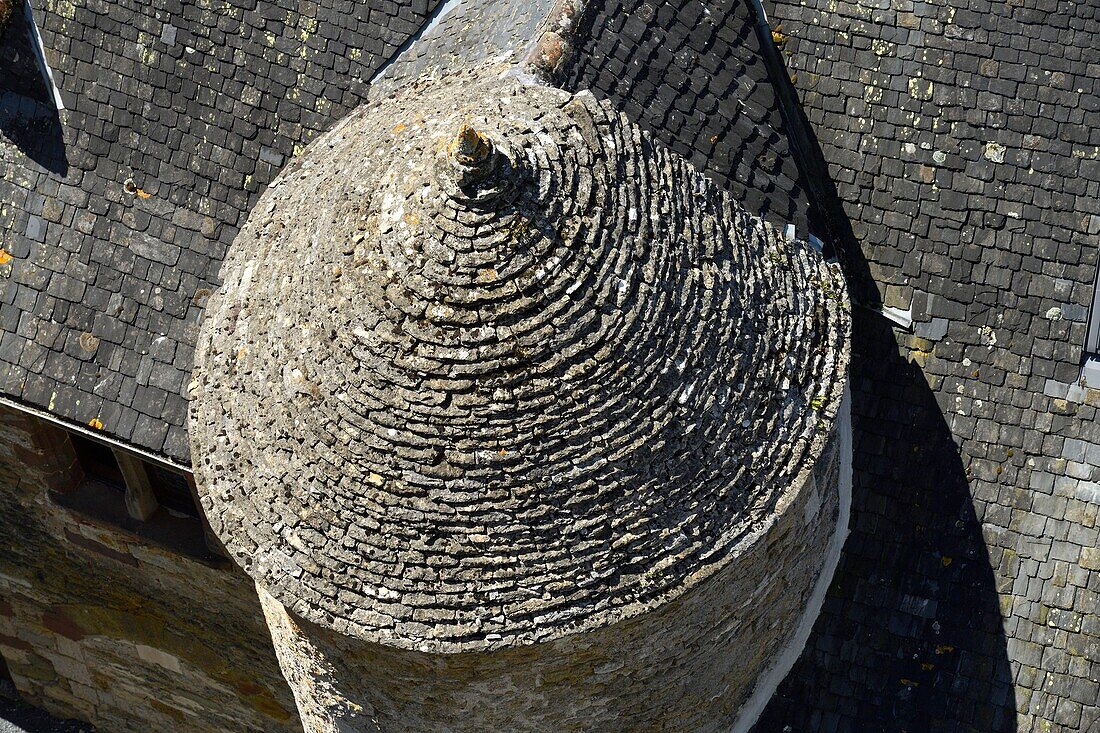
[449,122,493,167]
[446,122,499,191]
[438,120,521,204]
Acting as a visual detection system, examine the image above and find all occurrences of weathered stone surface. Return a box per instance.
[257,417,842,730]
[190,67,850,659]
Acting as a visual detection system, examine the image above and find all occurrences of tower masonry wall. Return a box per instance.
[0,405,302,732]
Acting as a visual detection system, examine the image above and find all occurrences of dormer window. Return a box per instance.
[1087,264,1100,357]
[1082,263,1100,388]
[52,431,224,563]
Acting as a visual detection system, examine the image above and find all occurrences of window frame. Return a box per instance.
[53,430,225,564]
[1086,262,1100,357]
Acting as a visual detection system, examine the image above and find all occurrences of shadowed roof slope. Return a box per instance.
[561,0,814,235]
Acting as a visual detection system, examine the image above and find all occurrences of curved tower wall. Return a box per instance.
[256,419,846,732]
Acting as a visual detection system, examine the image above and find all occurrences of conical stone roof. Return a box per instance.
[189,66,850,653]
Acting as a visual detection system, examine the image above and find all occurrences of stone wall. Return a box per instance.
[0,405,301,732]
[252,427,845,733]
[755,1,1100,730]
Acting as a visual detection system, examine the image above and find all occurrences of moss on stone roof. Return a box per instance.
[0,0,14,41]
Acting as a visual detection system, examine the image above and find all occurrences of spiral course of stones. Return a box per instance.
[189,65,850,656]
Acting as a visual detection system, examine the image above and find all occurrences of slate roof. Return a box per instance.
[750,0,1100,730]
[0,0,445,463]
[561,0,815,237]
[0,0,819,465]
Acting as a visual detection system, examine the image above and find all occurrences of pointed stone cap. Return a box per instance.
[449,123,493,166]
[189,67,850,653]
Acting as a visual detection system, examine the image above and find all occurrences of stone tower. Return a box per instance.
[189,66,851,732]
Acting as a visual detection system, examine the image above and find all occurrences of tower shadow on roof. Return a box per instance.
[0,101,68,176]
[754,309,1017,732]
[0,0,68,176]
[556,4,1013,723]
[751,54,1016,732]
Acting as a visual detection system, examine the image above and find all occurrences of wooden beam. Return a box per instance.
[113,449,158,521]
